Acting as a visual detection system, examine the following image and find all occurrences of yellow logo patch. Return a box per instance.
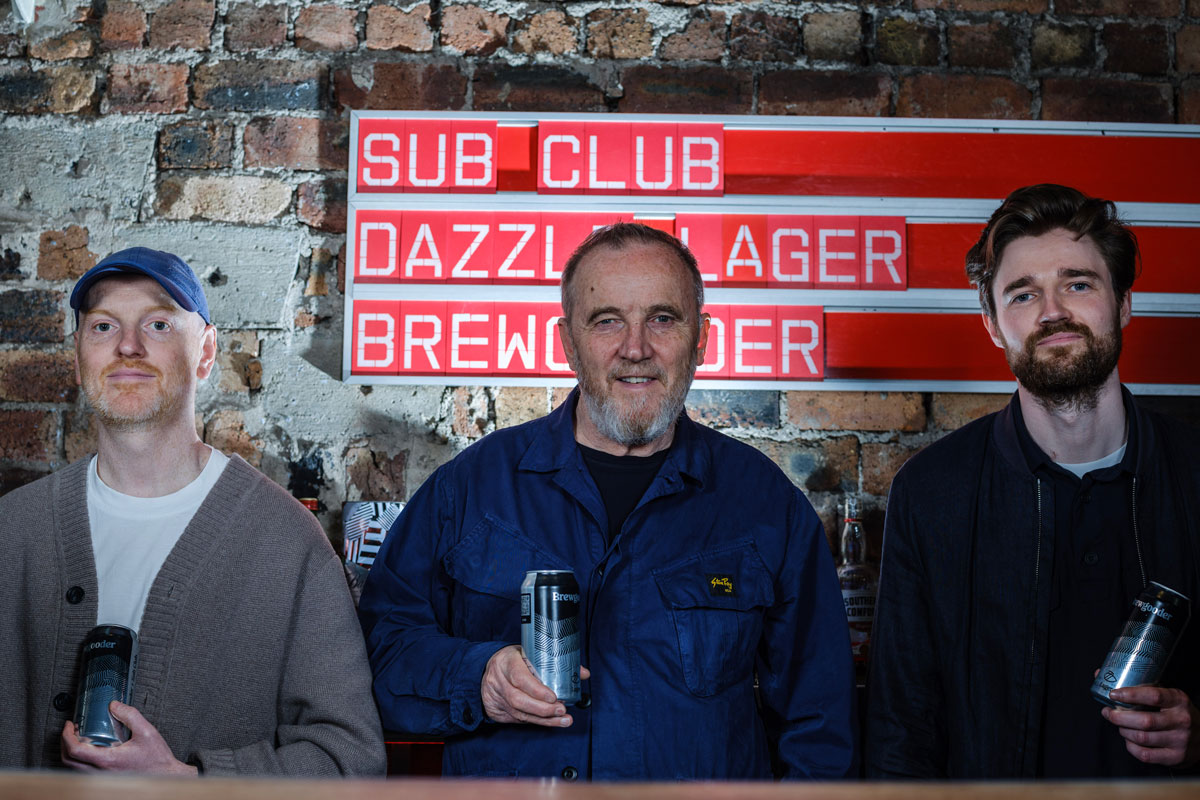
[707,574,735,596]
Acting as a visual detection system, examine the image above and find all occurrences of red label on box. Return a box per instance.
[632,123,677,195]
[495,302,543,375]
[356,118,406,193]
[729,305,778,378]
[696,304,730,378]
[446,302,494,374]
[351,301,401,375]
[678,123,724,196]
[585,122,631,195]
[446,212,494,283]
[405,119,452,192]
[767,215,814,289]
[398,301,447,375]
[493,212,542,284]
[722,215,769,288]
[676,213,723,285]
[777,306,824,379]
[540,304,572,376]
[353,209,404,284]
[815,216,860,289]
[400,211,448,282]
[451,120,498,194]
[860,216,907,290]
[538,121,585,194]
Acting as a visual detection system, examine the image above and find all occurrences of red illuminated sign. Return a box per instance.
[344,113,1200,392]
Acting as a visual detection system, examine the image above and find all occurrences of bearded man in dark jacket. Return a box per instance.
[866,184,1200,779]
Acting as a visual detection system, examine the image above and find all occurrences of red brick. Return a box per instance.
[495,387,550,428]
[442,4,510,56]
[29,30,94,61]
[803,11,863,64]
[335,61,466,110]
[1182,79,1200,124]
[0,289,65,343]
[729,11,800,62]
[297,179,347,233]
[751,436,859,494]
[914,0,1046,9]
[106,63,189,113]
[686,390,780,429]
[244,117,349,170]
[899,74,1031,119]
[0,410,56,463]
[876,16,939,67]
[366,3,433,52]
[661,11,725,61]
[1055,0,1179,16]
[100,0,146,50]
[512,9,578,56]
[307,247,336,297]
[295,5,358,52]
[38,225,96,280]
[204,409,262,466]
[64,411,97,463]
[760,70,890,116]
[930,392,1010,431]
[587,9,653,59]
[216,331,261,393]
[345,446,407,500]
[862,441,926,496]
[149,0,214,50]
[949,20,1018,70]
[0,34,26,58]
[225,3,287,52]
[1179,26,1200,74]
[451,387,489,439]
[0,249,21,280]
[1042,77,1171,123]
[1031,22,1094,69]
[1,467,50,496]
[473,65,606,111]
[194,60,325,111]
[158,120,234,169]
[619,65,753,113]
[1104,23,1168,74]
[0,66,98,114]
[0,350,76,403]
[787,391,926,432]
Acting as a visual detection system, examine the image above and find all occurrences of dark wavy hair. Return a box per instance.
[966,184,1140,319]
[560,222,704,323]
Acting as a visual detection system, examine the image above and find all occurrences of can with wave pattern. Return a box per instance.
[521,570,581,704]
[1091,582,1189,709]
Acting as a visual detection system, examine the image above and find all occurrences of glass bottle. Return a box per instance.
[837,495,878,686]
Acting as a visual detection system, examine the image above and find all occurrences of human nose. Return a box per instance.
[618,321,650,362]
[1039,292,1070,325]
[116,326,146,358]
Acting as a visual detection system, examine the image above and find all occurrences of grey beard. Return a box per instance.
[579,383,688,448]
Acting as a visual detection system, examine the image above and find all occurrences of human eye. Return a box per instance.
[148,320,172,332]
[92,321,113,333]
[1068,281,1093,292]
[1008,292,1034,305]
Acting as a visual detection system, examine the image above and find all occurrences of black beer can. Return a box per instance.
[1091,581,1190,708]
[74,625,138,746]
[520,570,581,704]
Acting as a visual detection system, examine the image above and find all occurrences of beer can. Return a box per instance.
[74,625,138,746]
[520,570,581,704]
[1091,581,1190,708]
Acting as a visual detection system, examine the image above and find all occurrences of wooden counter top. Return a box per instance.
[0,772,1196,800]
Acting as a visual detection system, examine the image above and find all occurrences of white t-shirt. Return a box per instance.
[1056,441,1127,480]
[87,447,229,631]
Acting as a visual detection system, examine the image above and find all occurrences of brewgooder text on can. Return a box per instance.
[1091,581,1190,709]
[74,625,138,746]
[521,570,582,704]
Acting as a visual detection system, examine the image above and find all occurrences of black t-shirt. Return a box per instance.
[578,444,670,542]
[1013,399,1166,778]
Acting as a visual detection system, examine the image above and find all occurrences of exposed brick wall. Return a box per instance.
[1,0,1198,554]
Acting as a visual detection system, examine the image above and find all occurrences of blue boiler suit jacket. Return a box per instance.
[358,390,856,780]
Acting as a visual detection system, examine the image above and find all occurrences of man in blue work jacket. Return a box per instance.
[359,222,856,780]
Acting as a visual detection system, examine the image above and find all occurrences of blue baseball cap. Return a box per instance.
[69,247,211,324]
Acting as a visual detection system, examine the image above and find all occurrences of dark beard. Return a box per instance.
[1006,320,1122,412]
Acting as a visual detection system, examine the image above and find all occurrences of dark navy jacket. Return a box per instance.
[359,390,856,779]
[866,389,1200,778]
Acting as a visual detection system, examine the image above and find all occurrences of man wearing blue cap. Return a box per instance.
[0,248,385,775]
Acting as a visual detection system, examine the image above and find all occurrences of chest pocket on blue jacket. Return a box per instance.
[652,539,774,698]
[443,514,569,641]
